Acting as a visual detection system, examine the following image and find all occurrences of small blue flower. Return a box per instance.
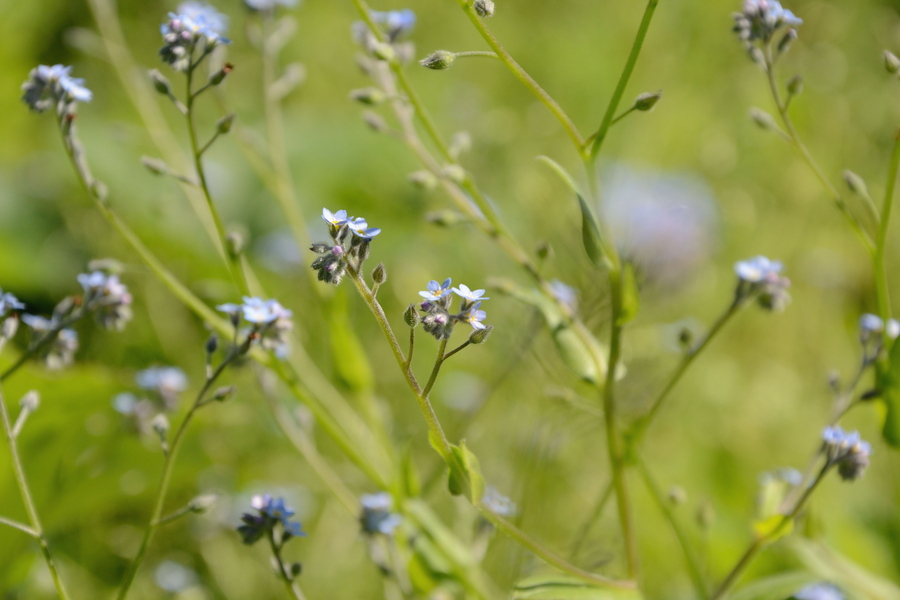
[216,302,242,317]
[733,0,802,44]
[549,280,578,312]
[240,494,306,545]
[462,301,487,331]
[177,1,229,38]
[22,65,92,112]
[360,492,402,535]
[20,315,79,369]
[481,486,516,517]
[419,278,453,302]
[793,582,846,600]
[241,296,293,324]
[348,217,381,239]
[821,426,871,481]
[734,255,782,283]
[77,271,133,331]
[371,9,416,41]
[322,208,349,227]
[0,290,25,318]
[160,4,230,71]
[245,0,299,10]
[136,367,189,400]
[452,284,489,303]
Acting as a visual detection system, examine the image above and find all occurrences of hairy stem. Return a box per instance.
[267,530,307,600]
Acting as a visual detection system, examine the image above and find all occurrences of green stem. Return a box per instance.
[568,480,613,561]
[422,338,449,397]
[442,339,472,362]
[454,0,585,154]
[590,0,660,159]
[0,515,37,537]
[602,267,639,579]
[185,56,250,295]
[0,308,87,383]
[636,456,707,598]
[267,530,307,600]
[452,50,500,60]
[874,130,900,320]
[0,384,71,600]
[115,353,237,600]
[762,44,874,254]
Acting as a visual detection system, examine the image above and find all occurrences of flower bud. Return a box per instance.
[189,493,219,513]
[634,90,662,112]
[885,50,900,75]
[372,42,397,62]
[425,210,465,227]
[469,324,493,344]
[20,391,40,413]
[474,0,495,17]
[749,107,777,131]
[152,413,170,438]
[141,156,169,176]
[372,263,387,284]
[205,334,219,356]
[149,69,171,95]
[216,114,235,134]
[786,75,803,96]
[420,50,456,71]
[403,304,420,328]
[209,63,234,86]
[442,164,467,184]
[843,170,869,198]
[226,231,245,257]
[536,242,552,260]
[776,28,797,55]
[212,386,236,402]
[350,87,387,106]
[409,170,438,190]
[290,563,302,577]
[363,110,388,133]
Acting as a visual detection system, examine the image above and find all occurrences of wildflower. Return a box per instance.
[238,494,306,545]
[793,582,846,600]
[419,278,453,302]
[733,0,802,45]
[462,301,488,331]
[20,315,79,369]
[22,65,92,113]
[733,255,790,311]
[310,245,348,285]
[137,366,189,409]
[550,280,578,312]
[0,290,25,319]
[481,486,516,517]
[734,255,782,283]
[348,217,381,240]
[452,284,489,304]
[77,271,133,330]
[322,208,348,228]
[218,297,293,357]
[177,1,229,37]
[245,0,298,10]
[311,208,382,283]
[421,307,453,340]
[822,426,871,481]
[360,492,403,535]
[371,9,416,42]
[240,296,290,324]
[160,5,230,72]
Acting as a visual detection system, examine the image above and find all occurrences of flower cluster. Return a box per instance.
[858,313,900,342]
[20,315,79,370]
[238,494,306,545]
[78,271,134,330]
[21,64,92,115]
[822,426,872,482]
[310,208,381,285]
[138,366,189,406]
[217,296,293,358]
[113,366,189,434]
[417,278,490,340]
[160,3,230,72]
[734,255,791,311]
[732,0,802,45]
[359,492,403,536]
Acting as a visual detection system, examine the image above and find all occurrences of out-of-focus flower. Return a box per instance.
[154,561,198,594]
[22,65,92,113]
[481,486,516,517]
[549,280,578,313]
[0,290,25,319]
[793,582,846,600]
[858,313,900,342]
[734,255,782,283]
[371,9,416,42]
[601,166,718,289]
[20,315,79,369]
[238,494,306,544]
[217,297,293,357]
[733,256,791,311]
[160,4,230,72]
[240,296,291,324]
[78,271,133,330]
[137,366,189,407]
[360,492,403,535]
[245,0,298,10]
[822,426,871,481]
[733,0,802,44]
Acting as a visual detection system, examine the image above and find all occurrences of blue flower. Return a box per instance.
[240,296,293,324]
[22,65,92,113]
[239,494,306,545]
[77,271,133,331]
[452,284,489,303]
[419,278,453,302]
[160,4,230,72]
[371,9,416,41]
[218,297,293,357]
[550,280,578,312]
[733,0,802,44]
[462,301,488,331]
[0,290,25,319]
[136,367,189,401]
[348,217,381,239]
[734,256,782,283]
[177,1,229,38]
[322,208,348,227]
[245,0,299,10]
[20,315,79,370]
[793,582,846,600]
[481,486,516,517]
[360,492,402,535]
[822,426,871,481]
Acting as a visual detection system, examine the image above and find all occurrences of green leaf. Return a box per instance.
[447,441,485,501]
[400,446,421,499]
[618,263,640,325]
[877,339,900,448]
[537,155,607,268]
[753,514,793,543]
[327,289,374,393]
[513,575,643,600]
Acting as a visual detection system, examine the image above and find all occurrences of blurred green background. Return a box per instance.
[1,0,900,598]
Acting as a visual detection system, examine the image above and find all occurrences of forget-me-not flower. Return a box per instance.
[160,4,229,72]
[0,290,25,319]
[462,301,488,331]
[822,426,871,481]
[22,65,93,113]
[322,208,349,227]
[78,271,133,330]
[452,284,489,303]
[793,582,846,600]
[419,278,453,302]
[20,315,79,370]
[733,0,802,44]
[360,492,403,535]
[734,255,782,283]
[245,0,299,10]
[137,366,189,407]
[348,217,381,240]
[371,9,416,41]
[481,486,516,517]
[239,494,306,544]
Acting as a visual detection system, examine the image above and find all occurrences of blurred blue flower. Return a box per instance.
[822,426,871,481]
[419,278,453,302]
[77,271,133,330]
[733,0,802,44]
[20,315,79,370]
[0,290,25,318]
[360,492,402,535]
[482,486,516,517]
[177,2,229,37]
[239,494,306,545]
[136,366,189,402]
[245,0,298,10]
[734,256,781,283]
[240,296,293,324]
[793,582,845,600]
[22,64,92,113]
[371,9,416,41]
[549,280,578,312]
[160,4,230,72]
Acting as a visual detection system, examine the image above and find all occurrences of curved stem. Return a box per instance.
[590,0,660,160]
[762,44,874,254]
[875,130,900,320]
[422,338,449,397]
[267,530,308,600]
[0,384,71,600]
[454,1,585,154]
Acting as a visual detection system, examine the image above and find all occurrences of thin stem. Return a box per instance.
[762,44,874,254]
[197,130,221,156]
[0,309,87,383]
[405,328,416,369]
[0,384,71,600]
[454,0,585,154]
[185,55,251,295]
[422,338,449,397]
[610,106,637,127]
[568,480,613,561]
[115,353,237,600]
[589,0,660,160]
[601,267,639,579]
[874,129,900,320]
[442,339,472,362]
[267,530,307,600]
[0,515,37,537]
[636,456,707,598]
[452,50,500,60]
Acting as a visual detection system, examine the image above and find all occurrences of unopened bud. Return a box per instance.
[843,170,869,198]
[776,28,797,55]
[350,87,386,105]
[420,50,455,71]
[2,316,19,340]
[885,50,900,75]
[536,242,552,260]
[449,131,472,159]
[149,69,171,95]
[749,107,777,131]
[442,164,467,184]
[403,304,420,328]
[469,325,493,344]
[189,493,219,513]
[20,391,40,413]
[474,0,495,17]
[372,263,387,284]
[372,42,397,62]
[216,114,235,134]
[409,170,438,190]
[226,231,245,257]
[667,486,687,505]
[786,75,803,96]
[152,413,170,438]
[205,334,218,356]
[212,385,236,402]
[363,110,388,133]
[209,63,234,86]
[141,156,169,175]
[425,210,465,227]
[290,563,302,577]
[634,90,662,111]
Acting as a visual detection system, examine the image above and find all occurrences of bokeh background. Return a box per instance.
[1,0,900,598]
